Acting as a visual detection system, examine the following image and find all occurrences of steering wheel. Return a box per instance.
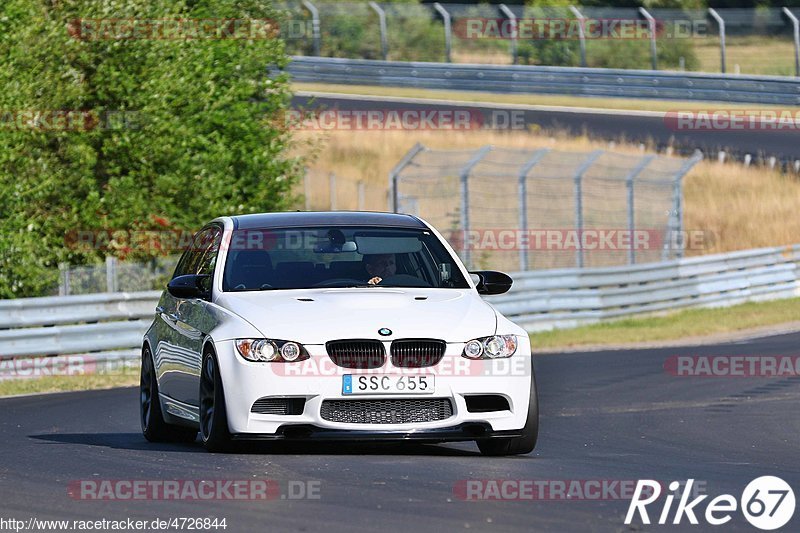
[312,278,365,288]
[233,283,273,290]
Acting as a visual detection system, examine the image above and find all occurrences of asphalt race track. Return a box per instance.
[1,332,798,532]
[292,93,800,165]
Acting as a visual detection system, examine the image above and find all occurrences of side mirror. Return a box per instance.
[470,270,513,295]
[167,274,211,300]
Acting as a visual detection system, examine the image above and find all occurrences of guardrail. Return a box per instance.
[487,244,800,331]
[1,245,798,376]
[0,291,159,359]
[287,56,800,105]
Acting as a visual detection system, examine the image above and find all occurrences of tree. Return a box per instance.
[0,0,304,298]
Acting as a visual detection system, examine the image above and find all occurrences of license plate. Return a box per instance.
[342,374,435,395]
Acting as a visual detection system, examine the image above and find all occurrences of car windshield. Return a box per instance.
[222,226,470,291]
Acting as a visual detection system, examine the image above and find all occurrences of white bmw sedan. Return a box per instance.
[140,212,538,455]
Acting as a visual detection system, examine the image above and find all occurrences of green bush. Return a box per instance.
[517,8,699,70]
[282,1,445,62]
[0,0,304,298]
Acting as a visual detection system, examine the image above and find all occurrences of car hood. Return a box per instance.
[215,288,497,344]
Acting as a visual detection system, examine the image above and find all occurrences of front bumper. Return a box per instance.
[232,422,524,442]
[215,339,532,438]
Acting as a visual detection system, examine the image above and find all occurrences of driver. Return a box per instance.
[363,254,396,285]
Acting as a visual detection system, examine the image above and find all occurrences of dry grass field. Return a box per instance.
[294,128,800,255]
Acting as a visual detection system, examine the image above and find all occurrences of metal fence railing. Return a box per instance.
[488,244,800,332]
[286,56,800,105]
[279,3,800,77]
[1,245,797,371]
[389,143,702,272]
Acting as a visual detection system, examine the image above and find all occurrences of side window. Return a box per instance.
[173,231,204,279]
[172,249,193,279]
[196,227,222,293]
[172,227,217,279]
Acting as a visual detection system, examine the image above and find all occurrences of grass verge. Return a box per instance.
[0,372,138,398]
[4,299,800,397]
[531,297,800,351]
[293,82,785,113]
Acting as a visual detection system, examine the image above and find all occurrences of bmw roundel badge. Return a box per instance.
[378,328,392,336]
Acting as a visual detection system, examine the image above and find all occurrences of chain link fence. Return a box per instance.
[301,168,386,211]
[390,144,701,272]
[52,147,700,295]
[58,256,176,296]
[278,2,800,76]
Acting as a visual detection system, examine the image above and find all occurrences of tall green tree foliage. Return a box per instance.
[0,0,303,298]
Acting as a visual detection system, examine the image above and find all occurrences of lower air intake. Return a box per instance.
[250,397,306,415]
[320,398,453,424]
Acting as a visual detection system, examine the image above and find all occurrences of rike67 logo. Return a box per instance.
[625,477,795,530]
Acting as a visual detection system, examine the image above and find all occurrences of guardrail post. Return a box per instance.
[357,180,365,211]
[625,155,655,265]
[499,4,518,65]
[569,6,588,68]
[573,151,604,268]
[301,0,321,57]
[105,256,118,293]
[639,7,658,70]
[517,149,551,271]
[389,143,426,212]
[708,8,726,73]
[369,1,389,61]
[433,3,452,63]
[460,146,492,269]
[59,263,69,296]
[784,8,800,77]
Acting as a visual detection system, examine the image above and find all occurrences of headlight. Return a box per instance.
[463,339,484,359]
[461,335,518,359]
[280,341,301,362]
[235,339,309,363]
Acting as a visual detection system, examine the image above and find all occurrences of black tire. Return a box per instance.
[477,371,539,456]
[140,346,198,443]
[199,349,232,452]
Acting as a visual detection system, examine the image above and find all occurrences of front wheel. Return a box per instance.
[199,350,232,452]
[140,346,197,443]
[477,372,539,456]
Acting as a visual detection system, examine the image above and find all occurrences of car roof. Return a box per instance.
[230,211,427,230]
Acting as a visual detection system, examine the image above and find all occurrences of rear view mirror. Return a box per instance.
[470,270,513,295]
[354,235,422,254]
